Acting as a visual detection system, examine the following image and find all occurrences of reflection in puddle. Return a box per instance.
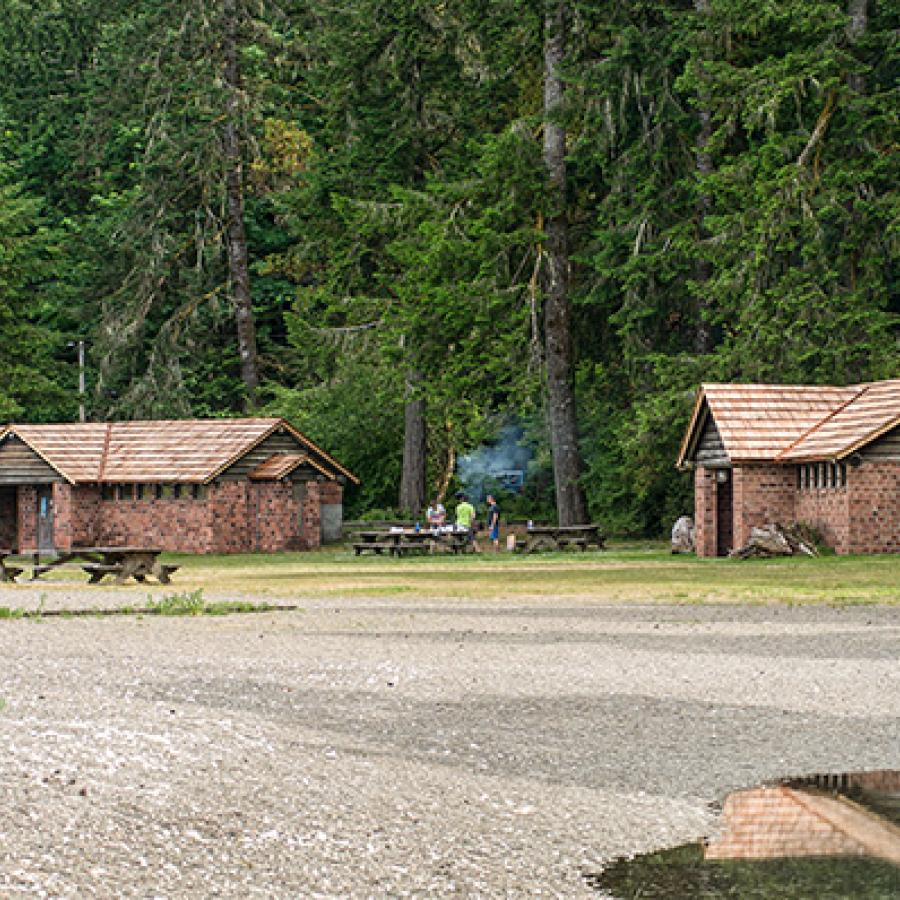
[586,771,900,898]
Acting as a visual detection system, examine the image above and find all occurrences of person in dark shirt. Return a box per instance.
[486,494,500,550]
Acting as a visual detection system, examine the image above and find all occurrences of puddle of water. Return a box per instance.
[586,770,900,898]
[585,844,900,898]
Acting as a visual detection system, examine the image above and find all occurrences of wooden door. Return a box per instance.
[715,471,733,556]
[37,486,54,551]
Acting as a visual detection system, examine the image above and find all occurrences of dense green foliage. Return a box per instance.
[0,0,896,530]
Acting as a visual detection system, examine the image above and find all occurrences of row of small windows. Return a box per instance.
[101,484,208,502]
[797,462,846,490]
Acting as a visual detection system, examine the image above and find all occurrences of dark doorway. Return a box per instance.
[715,470,733,556]
[0,487,17,550]
[37,486,54,552]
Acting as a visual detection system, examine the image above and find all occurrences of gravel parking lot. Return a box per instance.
[1,590,898,897]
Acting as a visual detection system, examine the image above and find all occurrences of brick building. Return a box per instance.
[0,418,358,554]
[677,380,899,556]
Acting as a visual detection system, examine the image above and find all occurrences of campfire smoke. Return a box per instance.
[456,426,533,504]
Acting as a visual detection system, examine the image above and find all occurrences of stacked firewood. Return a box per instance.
[730,522,819,559]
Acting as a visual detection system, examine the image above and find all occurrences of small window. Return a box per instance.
[837,462,847,488]
[101,484,115,501]
[173,484,183,499]
[120,484,134,501]
[160,484,174,499]
[190,484,207,500]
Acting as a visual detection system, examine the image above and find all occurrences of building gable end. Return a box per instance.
[0,434,66,484]
[679,398,731,468]
[217,429,321,480]
[696,413,730,467]
[860,423,900,461]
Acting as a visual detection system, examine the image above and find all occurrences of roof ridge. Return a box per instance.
[774,385,870,461]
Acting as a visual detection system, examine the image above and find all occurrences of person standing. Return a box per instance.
[485,494,500,550]
[454,492,477,550]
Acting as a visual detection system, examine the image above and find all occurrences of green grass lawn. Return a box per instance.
[136,541,900,605]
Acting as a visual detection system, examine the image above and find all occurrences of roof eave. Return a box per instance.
[676,388,708,470]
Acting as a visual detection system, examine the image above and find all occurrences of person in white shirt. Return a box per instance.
[426,498,446,529]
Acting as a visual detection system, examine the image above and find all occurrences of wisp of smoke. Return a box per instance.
[456,426,533,504]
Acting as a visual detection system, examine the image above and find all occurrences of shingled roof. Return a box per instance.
[678,380,900,468]
[0,419,358,485]
[778,380,900,461]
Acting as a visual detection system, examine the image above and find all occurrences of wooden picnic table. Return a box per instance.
[31,546,179,585]
[522,524,605,553]
[0,549,24,583]
[352,529,474,556]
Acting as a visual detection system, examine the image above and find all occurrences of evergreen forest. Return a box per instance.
[1,0,897,533]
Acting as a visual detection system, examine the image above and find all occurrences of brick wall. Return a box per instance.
[732,465,797,549]
[705,786,871,861]
[796,480,850,554]
[96,490,215,553]
[694,459,897,557]
[302,481,322,550]
[7,476,340,554]
[694,467,718,557]
[253,481,304,552]
[52,483,74,550]
[16,486,37,552]
[52,483,100,550]
[0,488,16,549]
[210,481,251,553]
[319,481,343,504]
[847,461,900,554]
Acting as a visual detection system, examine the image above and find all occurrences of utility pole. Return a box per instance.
[68,340,86,422]
[78,340,86,422]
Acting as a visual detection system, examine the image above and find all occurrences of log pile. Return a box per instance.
[730,522,819,559]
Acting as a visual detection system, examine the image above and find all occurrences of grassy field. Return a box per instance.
[129,541,900,605]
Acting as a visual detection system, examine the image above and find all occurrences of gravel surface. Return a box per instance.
[1,590,898,897]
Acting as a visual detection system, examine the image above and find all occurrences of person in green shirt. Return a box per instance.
[454,492,477,549]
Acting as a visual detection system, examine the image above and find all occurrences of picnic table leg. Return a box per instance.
[152,562,172,585]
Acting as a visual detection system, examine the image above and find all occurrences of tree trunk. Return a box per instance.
[847,0,867,93]
[542,1,588,527]
[693,0,714,354]
[223,0,260,408]
[399,370,427,516]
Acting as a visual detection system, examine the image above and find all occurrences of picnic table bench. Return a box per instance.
[31,547,179,585]
[352,529,475,556]
[0,550,24,583]
[521,524,605,553]
[353,530,436,557]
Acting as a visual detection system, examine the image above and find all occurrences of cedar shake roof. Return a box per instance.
[249,454,310,480]
[778,379,900,461]
[0,419,358,485]
[677,379,900,467]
